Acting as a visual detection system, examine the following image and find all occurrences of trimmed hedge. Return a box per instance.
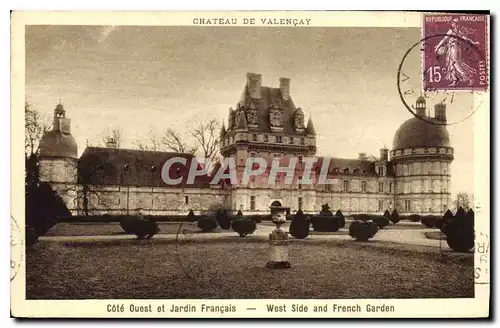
[197,216,218,232]
[119,216,160,239]
[349,220,379,241]
[421,215,438,228]
[351,214,371,221]
[408,214,422,222]
[289,210,310,239]
[311,215,341,232]
[373,215,390,229]
[231,217,257,237]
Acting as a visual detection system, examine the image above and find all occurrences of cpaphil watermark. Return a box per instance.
[160,156,344,187]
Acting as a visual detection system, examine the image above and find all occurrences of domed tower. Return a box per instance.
[390,98,453,215]
[39,102,78,212]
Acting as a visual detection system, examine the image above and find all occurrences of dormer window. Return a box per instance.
[353,168,360,174]
[344,168,350,174]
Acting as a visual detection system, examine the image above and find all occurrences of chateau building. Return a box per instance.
[38,73,453,216]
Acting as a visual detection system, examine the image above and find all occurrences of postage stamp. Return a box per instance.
[11,11,490,319]
[422,14,489,91]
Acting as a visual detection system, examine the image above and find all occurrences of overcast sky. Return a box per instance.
[25,25,475,196]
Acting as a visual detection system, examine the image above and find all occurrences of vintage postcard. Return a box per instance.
[11,11,490,318]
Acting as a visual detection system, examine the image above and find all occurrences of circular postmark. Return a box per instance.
[11,215,23,281]
[397,33,487,126]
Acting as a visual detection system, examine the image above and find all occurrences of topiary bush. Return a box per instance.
[197,216,218,232]
[446,208,474,252]
[421,215,438,228]
[335,209,345,228]
[120,215,160,239]
[186,209,197,222]
[319,203,334,216]
[349,220,379,241]
[215,209,232,230]
[289,209,310,239]
[390,209,400,224]
[231,217,257,237]
[373,215,390,229]
[311,215,341,232]
[236,209,243,217]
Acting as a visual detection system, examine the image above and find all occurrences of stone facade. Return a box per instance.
[38,75,453,217]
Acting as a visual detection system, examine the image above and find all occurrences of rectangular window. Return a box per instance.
[276,136,282,143]
[298,197,303,210]
[379,200,384,211]
[389,182,393,193]
[252,134,257,141]
[250,196,256,210]
[404,200,411,212]
[343,180,350,192]
[300,138,305,145]
[378,182,384,193]
[184,196,189,205]
[361,181,367,193]
[290,137,294,144]
[264,135,268,142]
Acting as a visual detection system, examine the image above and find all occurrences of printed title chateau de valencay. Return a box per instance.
[38,73,453,216]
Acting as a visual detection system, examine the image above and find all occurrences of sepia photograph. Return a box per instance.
[12,11,490,318]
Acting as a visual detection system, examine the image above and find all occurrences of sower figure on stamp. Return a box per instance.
[434,18,480,87]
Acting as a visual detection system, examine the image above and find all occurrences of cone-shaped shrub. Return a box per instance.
[231,217,256,237]
[436,209,453,232]
[289,210,310,239]
[236,209,243,217]
[215,209,232,230]
[197,216,218,232]
[335,209,345,228]
[446,209,474,252]
[349,220,379,241]
[187,209,197,222]
[390,209,400,224]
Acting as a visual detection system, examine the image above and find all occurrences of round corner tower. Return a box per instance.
[390,96,453,215]
[38,102,79,212]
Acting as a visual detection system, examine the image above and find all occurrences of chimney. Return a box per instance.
[358,152,367,160]
[380,148,389,161]
[106,137,117,148]
[246,73,262,99]
[434,103,447,122]
[279,77,290,101]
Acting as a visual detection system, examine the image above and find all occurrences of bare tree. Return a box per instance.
[453,192,474,211]
[25,101,50,157]
[161,128,197,154]
[133,129,162,151]
[100,127,123,148]
[191,117,220,164]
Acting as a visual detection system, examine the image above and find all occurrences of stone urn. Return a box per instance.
[266,204,291,269]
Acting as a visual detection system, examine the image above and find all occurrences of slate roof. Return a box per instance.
[237,85,305,135]
[392,116,451,150]
[78,147,212,188]
[315,157,378,175]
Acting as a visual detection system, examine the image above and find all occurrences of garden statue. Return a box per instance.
[266,203,291,269]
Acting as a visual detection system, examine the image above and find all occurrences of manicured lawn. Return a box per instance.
[26,239,473,299]
[46,222,216,236]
